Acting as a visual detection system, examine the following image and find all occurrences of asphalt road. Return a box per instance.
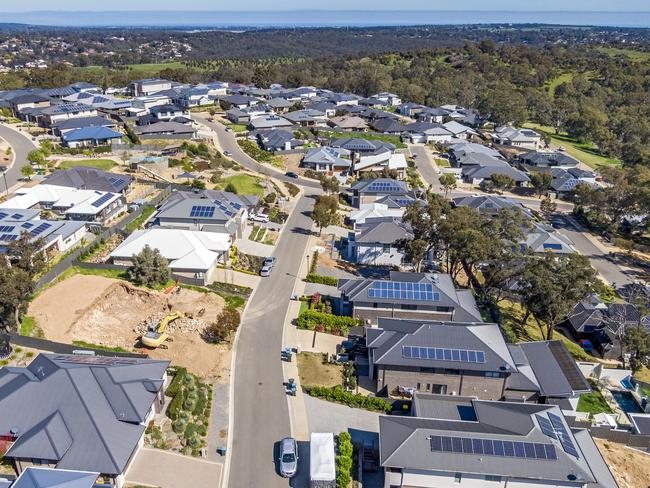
[0,124,37,193]
[228,191,319,488]
[193,114,321,190]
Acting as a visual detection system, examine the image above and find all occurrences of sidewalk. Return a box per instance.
[209,268,260,288]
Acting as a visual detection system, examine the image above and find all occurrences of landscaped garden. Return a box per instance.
[576,390,613,416]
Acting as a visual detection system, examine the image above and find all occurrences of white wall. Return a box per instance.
[356,244,404,267]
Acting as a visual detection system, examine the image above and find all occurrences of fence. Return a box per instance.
[8,332,146,358]
[34,186,173,290]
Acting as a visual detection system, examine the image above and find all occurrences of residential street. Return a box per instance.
[0,124,37,192]
[228,191,319,488]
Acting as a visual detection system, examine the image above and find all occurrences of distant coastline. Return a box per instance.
[1,10,650,28]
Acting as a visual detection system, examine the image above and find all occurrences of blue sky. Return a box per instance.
[3,0,649,11]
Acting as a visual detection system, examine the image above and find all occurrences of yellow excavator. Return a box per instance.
[140,311,184,349]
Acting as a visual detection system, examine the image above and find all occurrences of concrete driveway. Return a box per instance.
[126,448,222,488]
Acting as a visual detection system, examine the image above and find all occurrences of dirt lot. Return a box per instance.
[297,352,343,388]
[28,274,231,379]
[595,439,650,488]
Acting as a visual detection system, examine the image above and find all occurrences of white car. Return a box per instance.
[250,213,269,223]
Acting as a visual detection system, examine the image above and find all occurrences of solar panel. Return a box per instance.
[10,213,22,219]
[548,412,580,458]
[430,436,556,461]
[0,212,7,219]
[0,225,15,232]
[31,223,51,235]
[401,346,487,364]
[21,222,34,229]
[536,414,557,439]
[190,205,216,218]
[91,193,113,208]
[0,234,17,241]
[368,281,438,301]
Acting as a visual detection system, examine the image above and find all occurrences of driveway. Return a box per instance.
[0,124,37,193]
[304,395,380,437]
[408,143,441,190]
[126,448,222,488]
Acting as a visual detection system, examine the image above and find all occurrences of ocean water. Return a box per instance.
[2,10,650,28]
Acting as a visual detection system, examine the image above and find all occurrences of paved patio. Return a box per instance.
[126,448,222,488]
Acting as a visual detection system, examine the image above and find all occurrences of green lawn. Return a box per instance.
[59,159,117,171]
[224,123,248,133]
[77,61,188,74]
[434,158,450,168]
[125,206,156,233]
[220,174,265,196]
[545,72,575,97]
[577,391,613,415]
[19,316,43,338]
[523,123,620,169]
[72,340,131,353]
[596,47,650,62]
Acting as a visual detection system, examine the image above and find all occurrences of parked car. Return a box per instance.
[225,127,233,132]
[285,171,299,179]
[250,213,270,223]
[260,265,273,277]
[263,256,277,268]
[279,437,298,478]
[0,165,7,173]
[224,150,232,157]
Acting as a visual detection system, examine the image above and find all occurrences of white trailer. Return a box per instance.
[310,432,336,488]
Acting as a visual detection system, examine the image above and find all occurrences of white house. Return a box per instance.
[348,202,404,229]
[492,126,543,150]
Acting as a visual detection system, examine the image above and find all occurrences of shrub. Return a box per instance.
[306,385,392,413]
[264,192,277,204]
[336,432,353,488]
[285,182,300,197]
[172,418,187,434]
[309,251,319,274]
[296,310,360,336]
[193,392,207,416]
[305,273,338,286]
[206,307,241,343]
[167,390,185,420]
[166,368,188,398]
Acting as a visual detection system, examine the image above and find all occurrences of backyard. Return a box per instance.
[576,390,613,415]
[218,173,265,196]
[59,158,118,170]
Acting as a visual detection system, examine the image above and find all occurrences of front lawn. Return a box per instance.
[297,352,343,388]
[59,159,117,171]
[522,123,620,169]
[577,391,613,415]
[434,158,450,168]
[220,174,265,196]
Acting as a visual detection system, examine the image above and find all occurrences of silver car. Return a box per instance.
[279,437,298,477]
[260,265,272,277]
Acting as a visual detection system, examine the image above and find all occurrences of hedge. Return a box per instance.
[336,431,353,488]
[305,273,338,286]
[167,390,185,420]
[166,367,188,398]
[305,385,392,413]
[296,311,361,336]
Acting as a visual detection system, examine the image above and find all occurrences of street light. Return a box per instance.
[306,254,310,274]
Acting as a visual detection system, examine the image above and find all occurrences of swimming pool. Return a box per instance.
[612,390,642,413]
[620,377,634,390]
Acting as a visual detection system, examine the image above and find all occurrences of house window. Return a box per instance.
[485,372,501,378]
[426,383,431,391]
[382,244,391,253]
[485,475,502,482]
[416,383,421,390]
[445,369,460,376]
[454,473,462,483]
[401,304,417,310]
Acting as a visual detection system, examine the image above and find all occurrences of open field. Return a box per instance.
[594,439,650,488]
[77,61,188,74]
[523,122,620,169]
[596,47,650,62]
[220,173,265,196]
[544,72,575,97]
[59,158,117,170]
[27,274,231,378]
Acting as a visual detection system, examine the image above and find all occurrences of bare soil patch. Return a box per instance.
[28,274,230,378]
[594,438,650,488]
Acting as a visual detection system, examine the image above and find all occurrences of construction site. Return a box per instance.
[27,273,231,378]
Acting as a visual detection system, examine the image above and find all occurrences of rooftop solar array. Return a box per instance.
[21,222,33,229]
[11,213,22,219]
[535,415,557,440]
[366,181,405,193]
[0,212,7,219]
[190,205,216,218]
[31,223,52,235]
[213,200,235,218]
[0,234,18,242]
[368,281,439,301]
[91,193,114,208]
[403,346,486,363]
[108,176,127,187]
[548,413,580,458]
[0,225,15,232]
[430,435,557,461]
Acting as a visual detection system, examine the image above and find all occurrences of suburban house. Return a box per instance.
[366,318,516,398]
[134,121,197,139]
[226,104,273,124]
[61,126,123,148]
[266,97,294,113]
[62,92,131,111]
[549,167,598,195]
[0,185,126,224]
[256,129,304,153]
[518,151,580,170]
[371,118,407,134]
[369,92,402,106]
[3,467,101,488]
[43,167,133,194]
[415,107,447,124]
[219,94,260,109]
[302,146,352,173]
[452,194,534,219]
[349,178,414,208]
[129,78,173,97]
[283,109,328,127]
[7,93,51,116]
[150,104,188,121]
[110,228,232,285]
[348,202,404,229]
[152,192,256,238]
[442,120,478,139]
[521,223,576,255]
[354,151,407,178]
[330,138,396,157]
[397,102,427,118]
[460,154,530,186]
[402,123,454,144]
[380,395,618,488]
[0,209,87,255]
[492,126,543,151]
[327,115,369,132]
[338,271,483,326]
[248,114,293,131]
[347,217,413,266]
[41,104,98,127]
[0,353,170,488]
[51,116,117,137]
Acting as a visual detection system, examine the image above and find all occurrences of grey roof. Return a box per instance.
[0,208,41,221]
[283,109,326,123]
[0,354,169,475]
[566,300,606,334]
[248,115,293,130]
[367,318,516,372]
[257,129,304,151]
[166,189,259,209]
[506,341,591,397]
[380,399,603,484]
[41,104,94,116]
[411,392,477,421]
[520,151,579,168]
[374,195,423,209]
[155,196,242,223]
[53,116,115,132]
[44,167,132,193]
[0,218,86,251]
[463,162,531,183]
[571,429,619,488]
[629,413,650,435]
[339,271,483,323]
[134,121,196,136]
[331,138,395,153]
[303,146,351,168]
[350,178,409,194]
[452,195,533,219]
[354,217,412,244]
[371,118,406,133]
[11,467,99,488]
[523,223,575,254]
